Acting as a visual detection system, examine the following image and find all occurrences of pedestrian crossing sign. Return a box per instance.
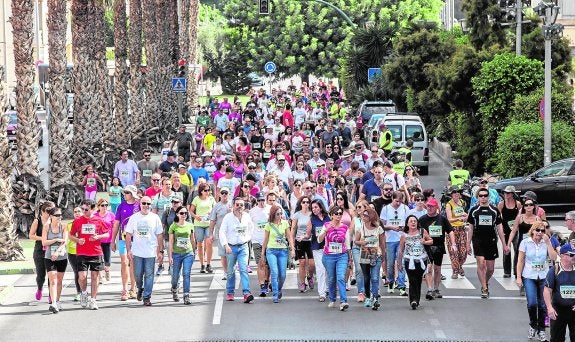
[172,77,187,93]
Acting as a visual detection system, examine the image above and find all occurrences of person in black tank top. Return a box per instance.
[498,189,521,277]
[507,198,540,279]
[29,201,56,301]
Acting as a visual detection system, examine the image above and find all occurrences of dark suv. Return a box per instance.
[492,157,575,217]
[6,110,44,148]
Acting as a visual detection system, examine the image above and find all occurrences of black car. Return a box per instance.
[492,157,575,217]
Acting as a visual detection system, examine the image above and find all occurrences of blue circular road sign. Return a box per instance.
[264,61,276,74]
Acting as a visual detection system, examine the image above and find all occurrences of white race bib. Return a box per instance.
[235,224,247,235]
[507,220,515,228]
[257,221,266,232]
[263,152,271,159]
[50,244,59,254]
[389,219,401,227]
[522,233,529,240]
[176,237,190,249]
[453,207,465,217]
[531,261,545,272]
[428,225,442,237]
[253,143,261,149]
[328,242,342,254]
[412,244,424,256]
[120,170,130,178]
[81,224,96,235]
[560,285,575,299]
[142,170,153,177]
[479,215,493,226]
[314,226,324,235]
[136,224,149,238]
[86,178,96,186]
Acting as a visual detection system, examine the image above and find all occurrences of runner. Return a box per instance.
[168,206,196,305]
[380,191,409,295]
[30,200,55,302]
[498,185,522,278]
[249,192,271,296]
[190,183,216,273]
[291,196,314,293]
[445,186,469,279]
[210,188,233,280]
[308,199,330,302]
[544,244,575,342]
[94,198,115,282]
[42,207,67,313]
[67,207,82,302]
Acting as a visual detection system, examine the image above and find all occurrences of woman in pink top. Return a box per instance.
[95,198,115,281]
[81,165,105,200]
[213,160,229,188]
[318,205,351,311]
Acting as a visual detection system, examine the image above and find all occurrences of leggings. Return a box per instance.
[67,253,81,293]
[33,247,47,291]
[404,259,427,305]
[101,243,111,267]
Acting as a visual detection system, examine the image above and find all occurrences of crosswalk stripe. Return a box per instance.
[492,270,519,291]
[441,276,476,290]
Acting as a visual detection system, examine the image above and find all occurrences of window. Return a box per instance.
[387,125,402,141]
[535,160,574,178]
[406,125,425,141]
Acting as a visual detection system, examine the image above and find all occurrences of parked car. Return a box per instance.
[492,157,575,217]
[6,110,43,148]
[356,100,396,131]
[380,113,429,175]
[248,72,265,87]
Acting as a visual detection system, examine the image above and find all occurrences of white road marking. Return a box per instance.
[213,291,224,325]
[492,269,520,291]
[434,330,446,339]
[442,275,476,290]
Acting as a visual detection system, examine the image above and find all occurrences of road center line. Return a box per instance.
[213,291,224,325]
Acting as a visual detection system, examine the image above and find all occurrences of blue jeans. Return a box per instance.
[523,277,546,331]
[386,241,406,288]
[171,252,194,293]
[360,255,383,299]
[322,252,348,303]
[133,256,155,299]
[266,248,288,297]
[351,247,365,294]
[225,243,251,295]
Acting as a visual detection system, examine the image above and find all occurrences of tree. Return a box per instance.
[472,53,544,166]
[114,0,130,150]
[128,0,144,145]
[522,27,572,78]
[0,66,23,261]
[462,0,508,50]
[185,0,200,118]
[11,0,47,235]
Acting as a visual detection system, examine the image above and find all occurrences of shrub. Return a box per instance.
[510,83,575,124]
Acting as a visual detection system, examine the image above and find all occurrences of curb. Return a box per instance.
[0,285,15,305]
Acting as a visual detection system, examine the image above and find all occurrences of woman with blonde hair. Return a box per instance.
[94,198,115,281]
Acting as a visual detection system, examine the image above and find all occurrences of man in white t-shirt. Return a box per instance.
[383,161,409,200]
[125,196,163,306]
[249,193,271,297]
[380,191,409,296]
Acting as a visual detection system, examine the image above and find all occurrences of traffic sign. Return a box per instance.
[368,68,381,83]
[172,77,187,93]
[264,61,276,74]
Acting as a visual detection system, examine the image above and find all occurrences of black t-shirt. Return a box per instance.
[419,213,453,249]
[373,197,392,217]
[175,132,193,149]
[467,204,502,241]
[545,266,575,309]
[159,161,178,174]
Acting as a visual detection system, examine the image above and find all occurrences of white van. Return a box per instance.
[381,113,429,175]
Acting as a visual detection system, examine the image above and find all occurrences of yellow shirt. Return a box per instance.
[204,133,217,151]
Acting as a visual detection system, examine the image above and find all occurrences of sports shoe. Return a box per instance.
[459,268,465,277]
[143,298,152,306]
[537,331,547,341]
[88,298,98,310]
[243,293,254,303]
[129,289,137,299]
[339,302,349,311]
[357,292,366,303]
[364,298,371,307]
[545,315,550,327]
[434,289,443,298]
[503,273,511,278]
[121,290,128,301]
[441,274,446,280]
[481,287,489,299]
[206,264,213,273]
[35,290,42,301]
[155,264,164,276]
[328,301,335,308]
[372,299,380,311]
[200,265,206,273]
[411,301,417,310]
[528,327,537,339]
[247,265,252,273]
[307,276,315,290]
[226,294,234,301]
[74,293,81,302]
[183,294,191,305]
[273,296,279,303]
[80,292,89,308]
[278,291,283,299]
[451,273,458,279]
[299,283,306,293]
[259,284,268,297]
[520,286,526,296]
[350,278,356,286]
[49,304,59,314]
[425,290,434,300]
[56,301,63,311]
[319,296,326,302]
[136,288,143,301]
[171,288,179,302]
[221,276,227,280]
[387,282,395,294]
[399,288,407,296]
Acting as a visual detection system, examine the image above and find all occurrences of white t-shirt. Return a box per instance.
[218,177,240,196]
[219,212,255,246]
[380,204,410,243]
[125,212,163,258]
[249,205,270,244]
[383,172,406,191]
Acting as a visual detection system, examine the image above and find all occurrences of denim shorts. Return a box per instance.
[194,226,211,242]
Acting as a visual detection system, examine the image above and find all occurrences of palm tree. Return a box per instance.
[47,0,78,214]
[114,0,130,150]
[128,0,144,149]
[186,0,200,116]
[94,1,114,148]
[11,0,47,236]
[0,66,23,261]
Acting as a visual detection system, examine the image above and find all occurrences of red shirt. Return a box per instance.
[70,216,108,256]
[145,186,161,198]
[282,111,294,128]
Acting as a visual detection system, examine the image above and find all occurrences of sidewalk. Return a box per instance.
[0,239,35,275]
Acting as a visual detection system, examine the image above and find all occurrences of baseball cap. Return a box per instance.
[248,162,256,168]
[342,150,352,157]
[559,244,575,255]
[277,155,286,161]
[521,191,538,201]
[245,173,256,182]
[202,151,212,157]
[427,197,439,207]
[256,192,265,201]
[170,196,182,203]
[178,164,186,169]
[123,185,139,199]
[167,151,176,157]
[220,187,231,194]
[317,160,326,166]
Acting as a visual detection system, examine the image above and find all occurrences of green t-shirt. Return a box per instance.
[168,222,194,254]
[265,220,290,249]
[197,115,210,128]
[192,196,215,227]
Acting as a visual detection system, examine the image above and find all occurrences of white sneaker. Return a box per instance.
[328,301,335,308]
[88,298,98,310]
[48,304,59,314]
[80,292,89,308]
[537,331,547,341]
[528,327,536,339]
[56,301,63,311]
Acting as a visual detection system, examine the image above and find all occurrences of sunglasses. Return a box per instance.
[178,212,188,215]
[123,191,132,195]
[524,203,534,207]
[99,204,109,207]
[152,179,160,182]
[415,198,424,202]
[478,194,489,198]
[383,188,393,191]
[52,214,62,217]
[144,154,151,157]
[171,200,181,203]
[140,202,152,206]
[302,200,309,204]
[257,199,265,202]
[534,228,545,233]
[333,211,343,216]
[243,185,250,188]
[337,197,344,201]
[82,207,90,212]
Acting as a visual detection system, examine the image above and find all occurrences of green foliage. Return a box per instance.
[472,53,544,165]
[104,7,114,47]
[447,110,484,175]
[510,82,575,124]
[220,49,252,94]
[493,121,575,178]
[462,0,507,50]
[522,27,573,77]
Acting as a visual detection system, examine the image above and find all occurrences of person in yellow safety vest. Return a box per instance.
[392,140,413,175]
[338,102,347,121]
[378,123,393,156]
[448,159,470,186]
[329,100,340,120]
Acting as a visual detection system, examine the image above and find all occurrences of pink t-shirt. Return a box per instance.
[213,170,225,186]
[84,173,98,192]
[94,211,115,243]
[323,223,348,255]
[145,186,162,198]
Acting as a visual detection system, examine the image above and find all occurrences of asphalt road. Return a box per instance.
[0,150,547,342]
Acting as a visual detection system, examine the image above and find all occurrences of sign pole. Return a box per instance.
[177,92,183,127]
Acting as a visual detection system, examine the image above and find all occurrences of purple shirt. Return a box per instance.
[219,101,232,110]
[323,223,348,255]
[115,201,140,240]
[114,159,139,186]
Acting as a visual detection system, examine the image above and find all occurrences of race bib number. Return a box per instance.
[479,215,493,226]
[253,143,261,149]
[236,224,247,235]
[560,285,575,298]
[531,261,545,272]
[507,220,515,228]
[86,178,96,186]
[412,244,424,256]
[453,207,465,217]
[263,152,271,159]
[120,170,130,178]
[137,223,150,238]
[389,219,401,227]
[371,196,381,201]
[50,244,59,254]
[142,170,153,177]
[176,237,190,249]
[328,242,342,254]
[257,221,266,232]
[428,225,442,237]
[365,235,378,247]
[275,237,287,246]
[314,226,324,235]
[81,224,96,235]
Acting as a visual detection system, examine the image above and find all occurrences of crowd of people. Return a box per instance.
[27,80,575,342]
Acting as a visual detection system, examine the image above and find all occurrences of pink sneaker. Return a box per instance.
[226,294,234,301]
[35,290,42,301]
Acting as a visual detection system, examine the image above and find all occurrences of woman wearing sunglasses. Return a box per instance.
[291,196,314,292]
[168,206,196,305]
[261,205,295,303]
[445,187,469,279]
[318,206,351,311]
[190,183,216,274]
[516,221,557,341]
[95,198,115,282]
[508,197,542,294]
[42,207,68,313]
